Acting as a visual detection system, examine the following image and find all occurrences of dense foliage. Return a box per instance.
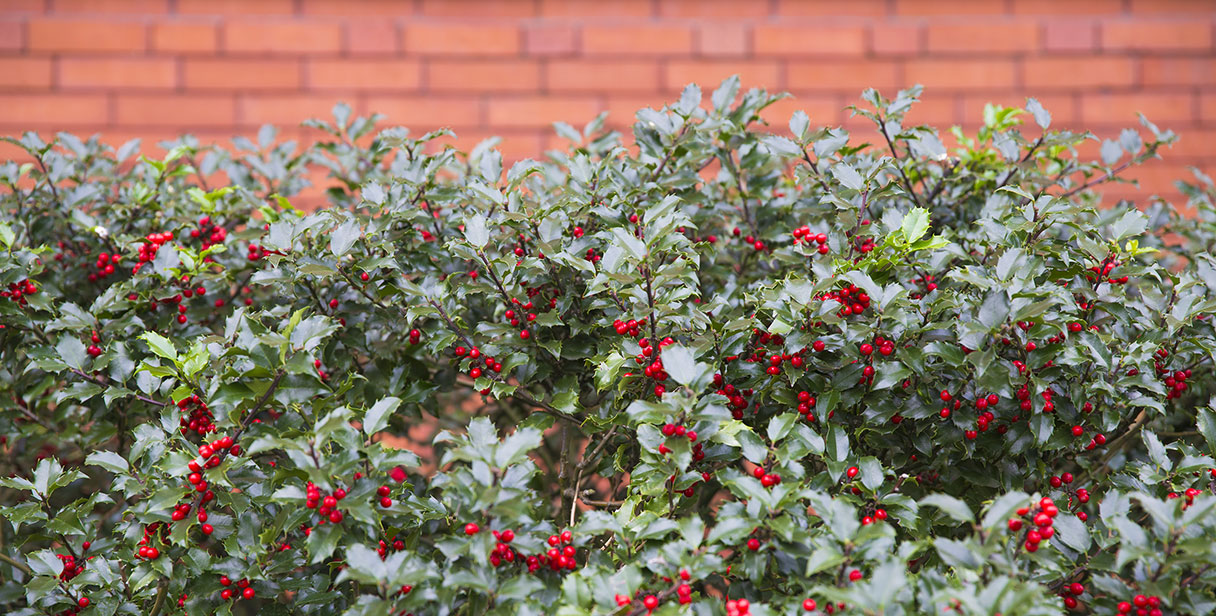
[2,78,1216,616]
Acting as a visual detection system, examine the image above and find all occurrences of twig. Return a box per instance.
[0,552,33,577]
[878,123,923,208]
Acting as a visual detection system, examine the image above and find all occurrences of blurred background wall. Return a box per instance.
[0,0,1213,203]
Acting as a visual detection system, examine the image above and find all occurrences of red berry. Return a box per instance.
[242,587,255,600]
[465,523,480,535]
[78,597,90,608]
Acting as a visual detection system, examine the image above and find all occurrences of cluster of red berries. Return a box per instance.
[1167,487,1204,510]
[858,336,895,358]
[736,227,766,252]
[712,374,755,420]
[657,422,700,454]
[1087,258,1130,285]
[485,528,518,567]
[1118,594,1164,616]
[454,345,504,385]
[87,251,123,283]
[218,575,256,601]
[131,231,174,274]
[85,330,103,357]
[860,506,889,525]
[246,243,273,261]
[725,598,753,616]
[376,534,407,559]
[795,390,817,422]
[1055,582,1087,610]
[189,216,227,251]
[171,494,211,523]
[962,394,1002,439]
[911,273,939,295]
[1154,352,1192,401]
[612,317,647,338]
[305,482,348,524]
[407,328,422,345]
[56,551,87,581]
[53,595,90,616]
[819,285,871,317]
[135,523,168,560]
[792,226,830,254]
[750,465,782,488]
[1008,496,1060,552]
[177,394,216,437]
[518,530,579,573]
[376,484,394,508]
[1,278,37,306]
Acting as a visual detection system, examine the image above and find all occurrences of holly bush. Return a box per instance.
[2,77,1216,616]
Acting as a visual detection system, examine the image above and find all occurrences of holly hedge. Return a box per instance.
[2,78,1216,616]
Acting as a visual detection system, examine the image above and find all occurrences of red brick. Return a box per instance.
[422,0,538,17]
[225,21,343,54]
[584,25,693,56]
[184,58,301,90]
[0,1,44,12]
[905,59,1016,91]
[1202,93,1216,126]
[658,0,761,17]
[28,18,145,52]
[1142,58,1216,87]
[1103,21,1212,51]
[788,59,900,94]
[176,0,295,15]
[152,22,218,53]
[894,0,1007,15]
[443,129,546,162]
[960,93,1078,125]
[0,94,108,125]
[487,96,600,129]
[240,94,353,126]
[52,0,168,12]
[899,96,959,126]
[115,94,236,127]
[1168,128,1216,158]
[366,95,483,128]
[525,24,577,56]
[547,59,660,93]
[1129,0,1216,14]
[0,57,51,88]
[59,57,177,89]
[664,60,782,92]
[761,94,843,129]
[927,21,1039,54]
[603,96,664,128]
[428,59,540,93]
[776,0,885,17]
[404,24,519,56]
[539,0,652,17]
[346,20,399,55]
[1080,93,1195,125]
[1012,0,1124,14]
[1023,57,1136,89]
[871,23,923,56]
[696,23,749,57]
[1044,20,1097,52]
[754,25,866,56]
[0,21,22,52]
[308,59,421,91]
[300,0,412,16]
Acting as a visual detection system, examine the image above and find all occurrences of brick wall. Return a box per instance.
[1,0,1214,202]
